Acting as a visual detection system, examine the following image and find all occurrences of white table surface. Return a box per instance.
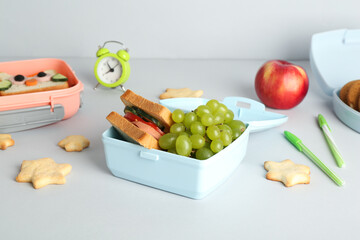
[1,58,359,240]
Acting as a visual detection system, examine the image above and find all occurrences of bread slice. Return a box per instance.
[106,111,160,150]
[0,80,69,96]
[120,89,173,132]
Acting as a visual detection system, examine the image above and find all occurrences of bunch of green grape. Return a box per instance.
[159,99,246,160]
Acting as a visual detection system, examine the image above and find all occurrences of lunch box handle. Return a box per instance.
[140,151,159,161]
[222,97,265,112]
[0,105,65,133]
[222,97,288,133]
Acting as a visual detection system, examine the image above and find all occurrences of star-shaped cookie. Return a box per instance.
[264,159,310,187]
[58,135,90,152]
[0,134,15,150]
[16,158,72,189]
[159,88,203,99]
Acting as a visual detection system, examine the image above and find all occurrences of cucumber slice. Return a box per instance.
[124,106,137,115]
[51,73,68,82]
[133,107,165,131]
[124,106,165,131]
[0,80,12,91]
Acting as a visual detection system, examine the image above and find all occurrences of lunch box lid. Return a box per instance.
[160,97,288,133]
[310,29,360,96]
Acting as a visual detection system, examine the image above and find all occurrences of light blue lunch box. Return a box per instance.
[310,29,360,133]
[102,97,287,199]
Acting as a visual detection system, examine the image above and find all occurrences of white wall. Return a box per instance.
[1,0,359,60]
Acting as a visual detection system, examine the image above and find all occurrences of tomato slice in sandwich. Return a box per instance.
[124,112,165,137]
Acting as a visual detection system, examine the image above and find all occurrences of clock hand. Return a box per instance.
[103,67,114,75]
[104,61,115,75]
[107,62,113,70]
[103,69,112,75]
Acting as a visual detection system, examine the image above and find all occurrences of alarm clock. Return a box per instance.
[94,40,130,90]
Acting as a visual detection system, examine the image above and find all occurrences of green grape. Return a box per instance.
[204,140,211,149]
[218,124,233,136]
[190,121,206,136]
[195,147,214,160]
[227,120,246,140]
[206,125,221,140]
[206,99,220,113]
[183,112,197,128]
[185,129,192,136]
[210,139,224,153]
[220,131,232,146]
[168,148,177,154]
[213,112,225,125]
[172,109,185,123]
[170,123,185,134]
[195,105,211,117]
[159,133,178,150]
[178,131,190,137]
[190,134,205,149]
[176,135,192,156]
[200,113,214,126]
[223,110,234,123]
[214,103,228,116]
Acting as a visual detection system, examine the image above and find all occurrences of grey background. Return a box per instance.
[1,0,360,60]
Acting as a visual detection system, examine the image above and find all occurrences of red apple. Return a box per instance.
[254,60,309,109]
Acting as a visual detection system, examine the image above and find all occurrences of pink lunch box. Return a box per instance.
[0,58,83,133]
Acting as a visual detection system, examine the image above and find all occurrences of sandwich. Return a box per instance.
[0,70,69,96]
[106,89,173,149]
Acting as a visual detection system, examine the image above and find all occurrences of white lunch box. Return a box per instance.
[310,29,360,133]
[102,97,287,199]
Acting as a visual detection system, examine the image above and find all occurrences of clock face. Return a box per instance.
[96,56,123,84]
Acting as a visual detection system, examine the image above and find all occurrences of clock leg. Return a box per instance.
[93,82,101,90]
[119,85,126,92]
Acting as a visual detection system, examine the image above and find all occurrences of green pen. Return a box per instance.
[318,114,345,168]
[284,131,345,186]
